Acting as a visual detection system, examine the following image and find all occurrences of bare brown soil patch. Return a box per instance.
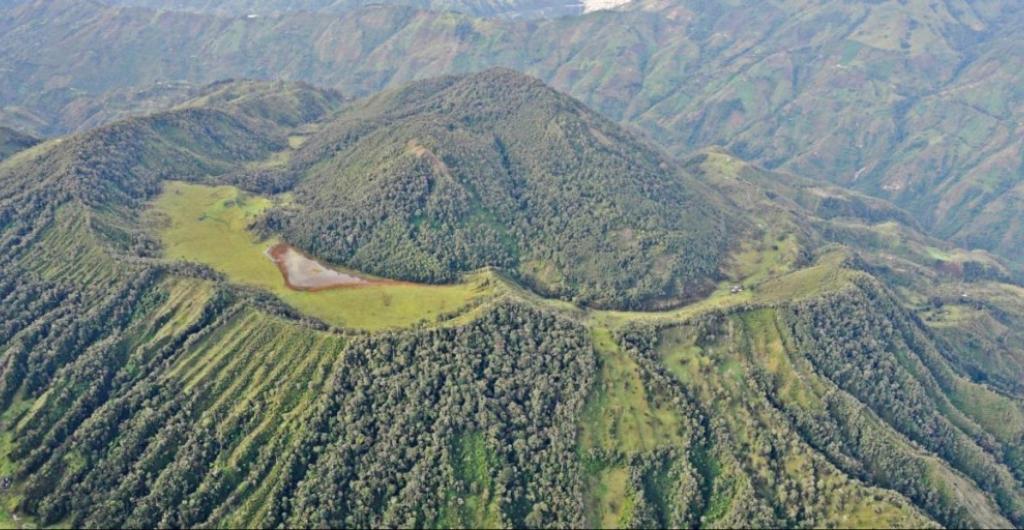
[266,243,397,291]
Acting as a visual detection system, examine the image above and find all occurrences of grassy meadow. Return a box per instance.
[152,181,491,331]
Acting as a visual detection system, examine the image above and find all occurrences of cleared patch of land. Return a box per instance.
[266,243,373,290]
[152,181,492,331]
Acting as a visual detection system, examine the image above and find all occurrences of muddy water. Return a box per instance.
[266,243,378,291]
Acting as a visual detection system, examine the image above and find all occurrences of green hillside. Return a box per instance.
[0,76,1022,529]
[0,82,205,138]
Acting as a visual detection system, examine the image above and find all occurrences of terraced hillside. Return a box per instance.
[0,76,1023,528]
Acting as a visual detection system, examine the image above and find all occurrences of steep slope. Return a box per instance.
[880,33,1024,262]
[268,69,733,309]
[629,274,1024,529]
[3,0,1024,267]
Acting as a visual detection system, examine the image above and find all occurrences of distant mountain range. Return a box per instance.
[99,0,592,18]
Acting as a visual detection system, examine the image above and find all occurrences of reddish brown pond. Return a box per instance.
[266,243,386,291]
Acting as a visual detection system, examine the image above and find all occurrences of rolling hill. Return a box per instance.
[0,74,1022,529]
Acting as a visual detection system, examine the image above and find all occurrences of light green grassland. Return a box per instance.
[577,325,686,528]
[579,326,687,454]
[437,432,502,529]
[152,181,491,331]
[535,220,853,527]
[592,465,634,529]
[0,398,37,530]
[656,310,940,529]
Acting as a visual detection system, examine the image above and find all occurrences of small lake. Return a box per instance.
[266,243,375,291]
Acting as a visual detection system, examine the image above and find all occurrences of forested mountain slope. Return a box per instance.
[2,0,1023,267]
[264,69,732,308]
[0,76,1022,528]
